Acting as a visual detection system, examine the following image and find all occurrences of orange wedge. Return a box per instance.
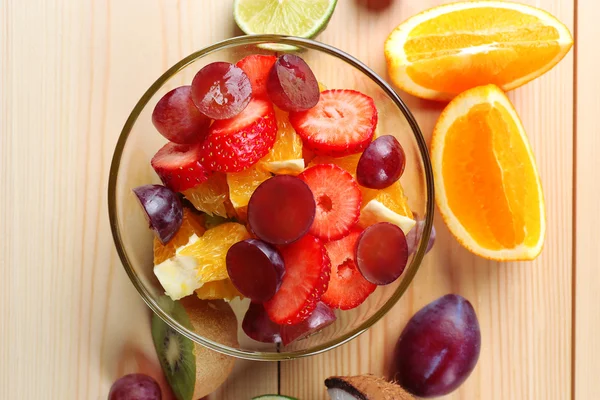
[384,1,573,101]
[431,84,545,260]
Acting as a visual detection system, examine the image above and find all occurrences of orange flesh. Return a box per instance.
[404,8,562,93]
[442,102,541,249]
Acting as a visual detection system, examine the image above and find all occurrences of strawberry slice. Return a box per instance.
[289,89,378,156]
[200,98,277,172]
[299,164,362,241]
[151,142,211,192]
[264,235,331,325]
[236,54,277,98]
[321,229,377,310]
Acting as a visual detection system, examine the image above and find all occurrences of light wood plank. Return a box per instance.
[574,0,600,397]
[0,0,276,398]
[280,1,574,399]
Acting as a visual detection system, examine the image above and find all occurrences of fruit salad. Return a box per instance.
[133,53,418,346]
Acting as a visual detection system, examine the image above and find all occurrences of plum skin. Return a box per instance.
[390,294,481,397]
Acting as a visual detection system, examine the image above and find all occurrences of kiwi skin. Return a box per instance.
[152,296,238,400]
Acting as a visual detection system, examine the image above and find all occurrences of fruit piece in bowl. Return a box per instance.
[113,41,432,360]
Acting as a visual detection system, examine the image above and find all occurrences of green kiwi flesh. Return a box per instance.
[152,296,196,400]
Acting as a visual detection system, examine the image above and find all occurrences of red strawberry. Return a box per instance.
[200,98,277,172]
[236,54,277,98]
[289,89,378,156]
[321,228,377,310]
[151,142,211,192]
[264,235,331,325]
[298,164,362,241]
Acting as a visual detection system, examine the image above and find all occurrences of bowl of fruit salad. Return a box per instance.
[108,35,434,361]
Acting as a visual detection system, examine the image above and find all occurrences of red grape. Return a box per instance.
[132,185,183,244]
[108,373,162,400]
[280,302,336,345]
[391,294,481,397]
[355,222,408,285]
[356,135,406,189]
[407,217,436,255]
[151,86,210,144]
[247,175,316,245]
[226,239,285,302]
[267,54,320,112]
[191,62,252,120]
[242,302,282,344]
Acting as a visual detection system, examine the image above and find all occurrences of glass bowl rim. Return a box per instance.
[108,34,435,361]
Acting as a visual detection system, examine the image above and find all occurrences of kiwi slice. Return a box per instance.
[152,295,238,400]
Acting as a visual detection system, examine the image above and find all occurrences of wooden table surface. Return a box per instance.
[1,0,598,398]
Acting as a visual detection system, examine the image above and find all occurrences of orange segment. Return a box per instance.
[153,209,206,265]
[178,222,251,283]
[183,173,232,218]
[259,107,304,175]
[431,84,545,260]
[309,154,361,176]
[385,1,573,101]
[195,279,243,301]
[227,166,271,220]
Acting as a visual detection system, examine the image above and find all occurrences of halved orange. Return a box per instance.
[431,84,545,260]
[385,1,573,101]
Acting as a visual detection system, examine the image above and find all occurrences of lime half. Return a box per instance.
[234,0,338,39]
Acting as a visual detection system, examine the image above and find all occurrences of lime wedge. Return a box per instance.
[234,0,338,38]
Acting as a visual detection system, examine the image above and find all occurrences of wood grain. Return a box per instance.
[0,0,276,399]
[574,0,600,397]
[0,0,592,399]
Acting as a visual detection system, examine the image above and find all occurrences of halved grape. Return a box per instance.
[242,302,282,344]
[152,86,211,144]
[247,175,316,245]
[227,239,285,302]
[356,135,406,189]
[280,302,336,346]
[191,62,252,120]
[391,294,481,397]
[108,373,162,400]
[355,222,408,285]
[267,54,320,112]
[407,217,436,255]
[132,185,183,245]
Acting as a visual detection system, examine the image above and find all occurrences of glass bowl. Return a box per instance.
[108,35,434,361]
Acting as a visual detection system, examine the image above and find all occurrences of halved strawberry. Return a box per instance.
[151,142,211,192]
[298,164,362,241]
[321,228,377,310]
[264,235,331,325]
[200,98,277,173]
[235,54,277,98]
[289,89,378,156]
